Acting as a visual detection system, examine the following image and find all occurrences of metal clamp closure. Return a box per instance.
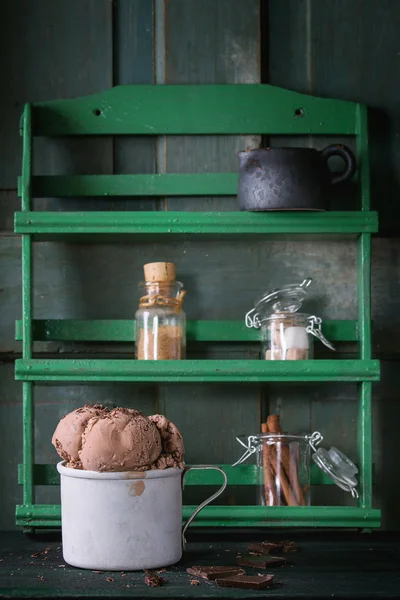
[306,316,335,351]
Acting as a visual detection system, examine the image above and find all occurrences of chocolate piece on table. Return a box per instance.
[144,570,163,587]
[237,554,286,568]
[248,542,267,554]
[216,574,275,590]
[282,541,298,553]
[248,541,284,554]
[187,566,245,580]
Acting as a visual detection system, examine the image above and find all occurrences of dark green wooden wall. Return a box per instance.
[0,0,399,530]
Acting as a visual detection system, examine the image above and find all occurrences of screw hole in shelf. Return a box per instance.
[93,108,102,117]
[294,107,304,118]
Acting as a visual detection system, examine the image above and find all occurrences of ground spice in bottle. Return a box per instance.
[135,262,186,361]
[137,325,184,360]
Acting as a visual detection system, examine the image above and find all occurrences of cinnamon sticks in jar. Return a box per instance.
[260,415,306,507]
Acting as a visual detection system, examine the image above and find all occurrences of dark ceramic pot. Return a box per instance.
[237,144,356,211]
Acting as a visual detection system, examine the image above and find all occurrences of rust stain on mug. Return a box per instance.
[124,471,147,479]
[129,481,145,496]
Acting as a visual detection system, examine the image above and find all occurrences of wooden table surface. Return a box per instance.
[1,531,399,599]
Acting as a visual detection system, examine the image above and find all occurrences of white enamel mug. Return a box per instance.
[57,462,227,571]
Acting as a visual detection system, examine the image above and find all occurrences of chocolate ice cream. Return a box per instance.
[52,405,184,472]
[149,414,185,469]
[79,408,162,472]
[51,403,107,467]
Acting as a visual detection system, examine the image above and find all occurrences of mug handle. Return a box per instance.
[321,144,357,185]
[181,465,227,549]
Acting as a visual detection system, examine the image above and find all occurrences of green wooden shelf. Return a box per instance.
[15,318,359,343]
[15,504,381,529]
[30,84,359,136]
[16,83,380,529]
[15,358,380,383]
[17,463,337,487]
[15,210,378,236]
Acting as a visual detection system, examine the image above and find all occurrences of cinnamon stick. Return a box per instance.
[261,423,277,505]
[289,447,306,506]
[268,444,298,506]
[266,415,306,506]
[262,419,297,506]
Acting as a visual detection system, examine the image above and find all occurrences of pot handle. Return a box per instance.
[181,466,227,550]
[321,144,357,185]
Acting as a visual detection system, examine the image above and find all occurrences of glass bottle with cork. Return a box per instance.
[135,262,186,360]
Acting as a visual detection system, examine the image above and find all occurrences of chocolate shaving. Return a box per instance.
[187,566,245,581]
[237,554,286,568]
[144,569,163,587]
[248,540,298,554]
[106,577,114,583]
[216,574,275,589]
[190,579,200,586]
[248,541,284,554]
[250,540,299,554]
[283,541,298,553]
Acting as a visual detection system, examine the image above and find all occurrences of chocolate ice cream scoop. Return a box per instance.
[52,404,107,465]
[79,408,162,472]
[149,414,184,458]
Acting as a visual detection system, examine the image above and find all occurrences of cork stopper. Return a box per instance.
[144,262,176,283]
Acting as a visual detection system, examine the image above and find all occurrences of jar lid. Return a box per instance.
[245,278,312,328]
[255,277,312,315]
[312,446,358,495]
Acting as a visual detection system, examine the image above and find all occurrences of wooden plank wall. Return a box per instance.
[0,0,399,529]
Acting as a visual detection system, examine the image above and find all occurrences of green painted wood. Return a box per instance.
[14,319,359,343]
[20,106,32,213]
[356,105,371,212]
[359,235,372,360]
[359,381,373,509]
[30,84,358,136]
[358,234,373,508]
[15,504,381,528]
[15,359,380,383]
[20,103,35,509]
[13,7,376,531]
[27,174,239,197]
[22,384,34,506]
[17,462,335,487]
[181,506,381,528]
[14,211,379,235]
